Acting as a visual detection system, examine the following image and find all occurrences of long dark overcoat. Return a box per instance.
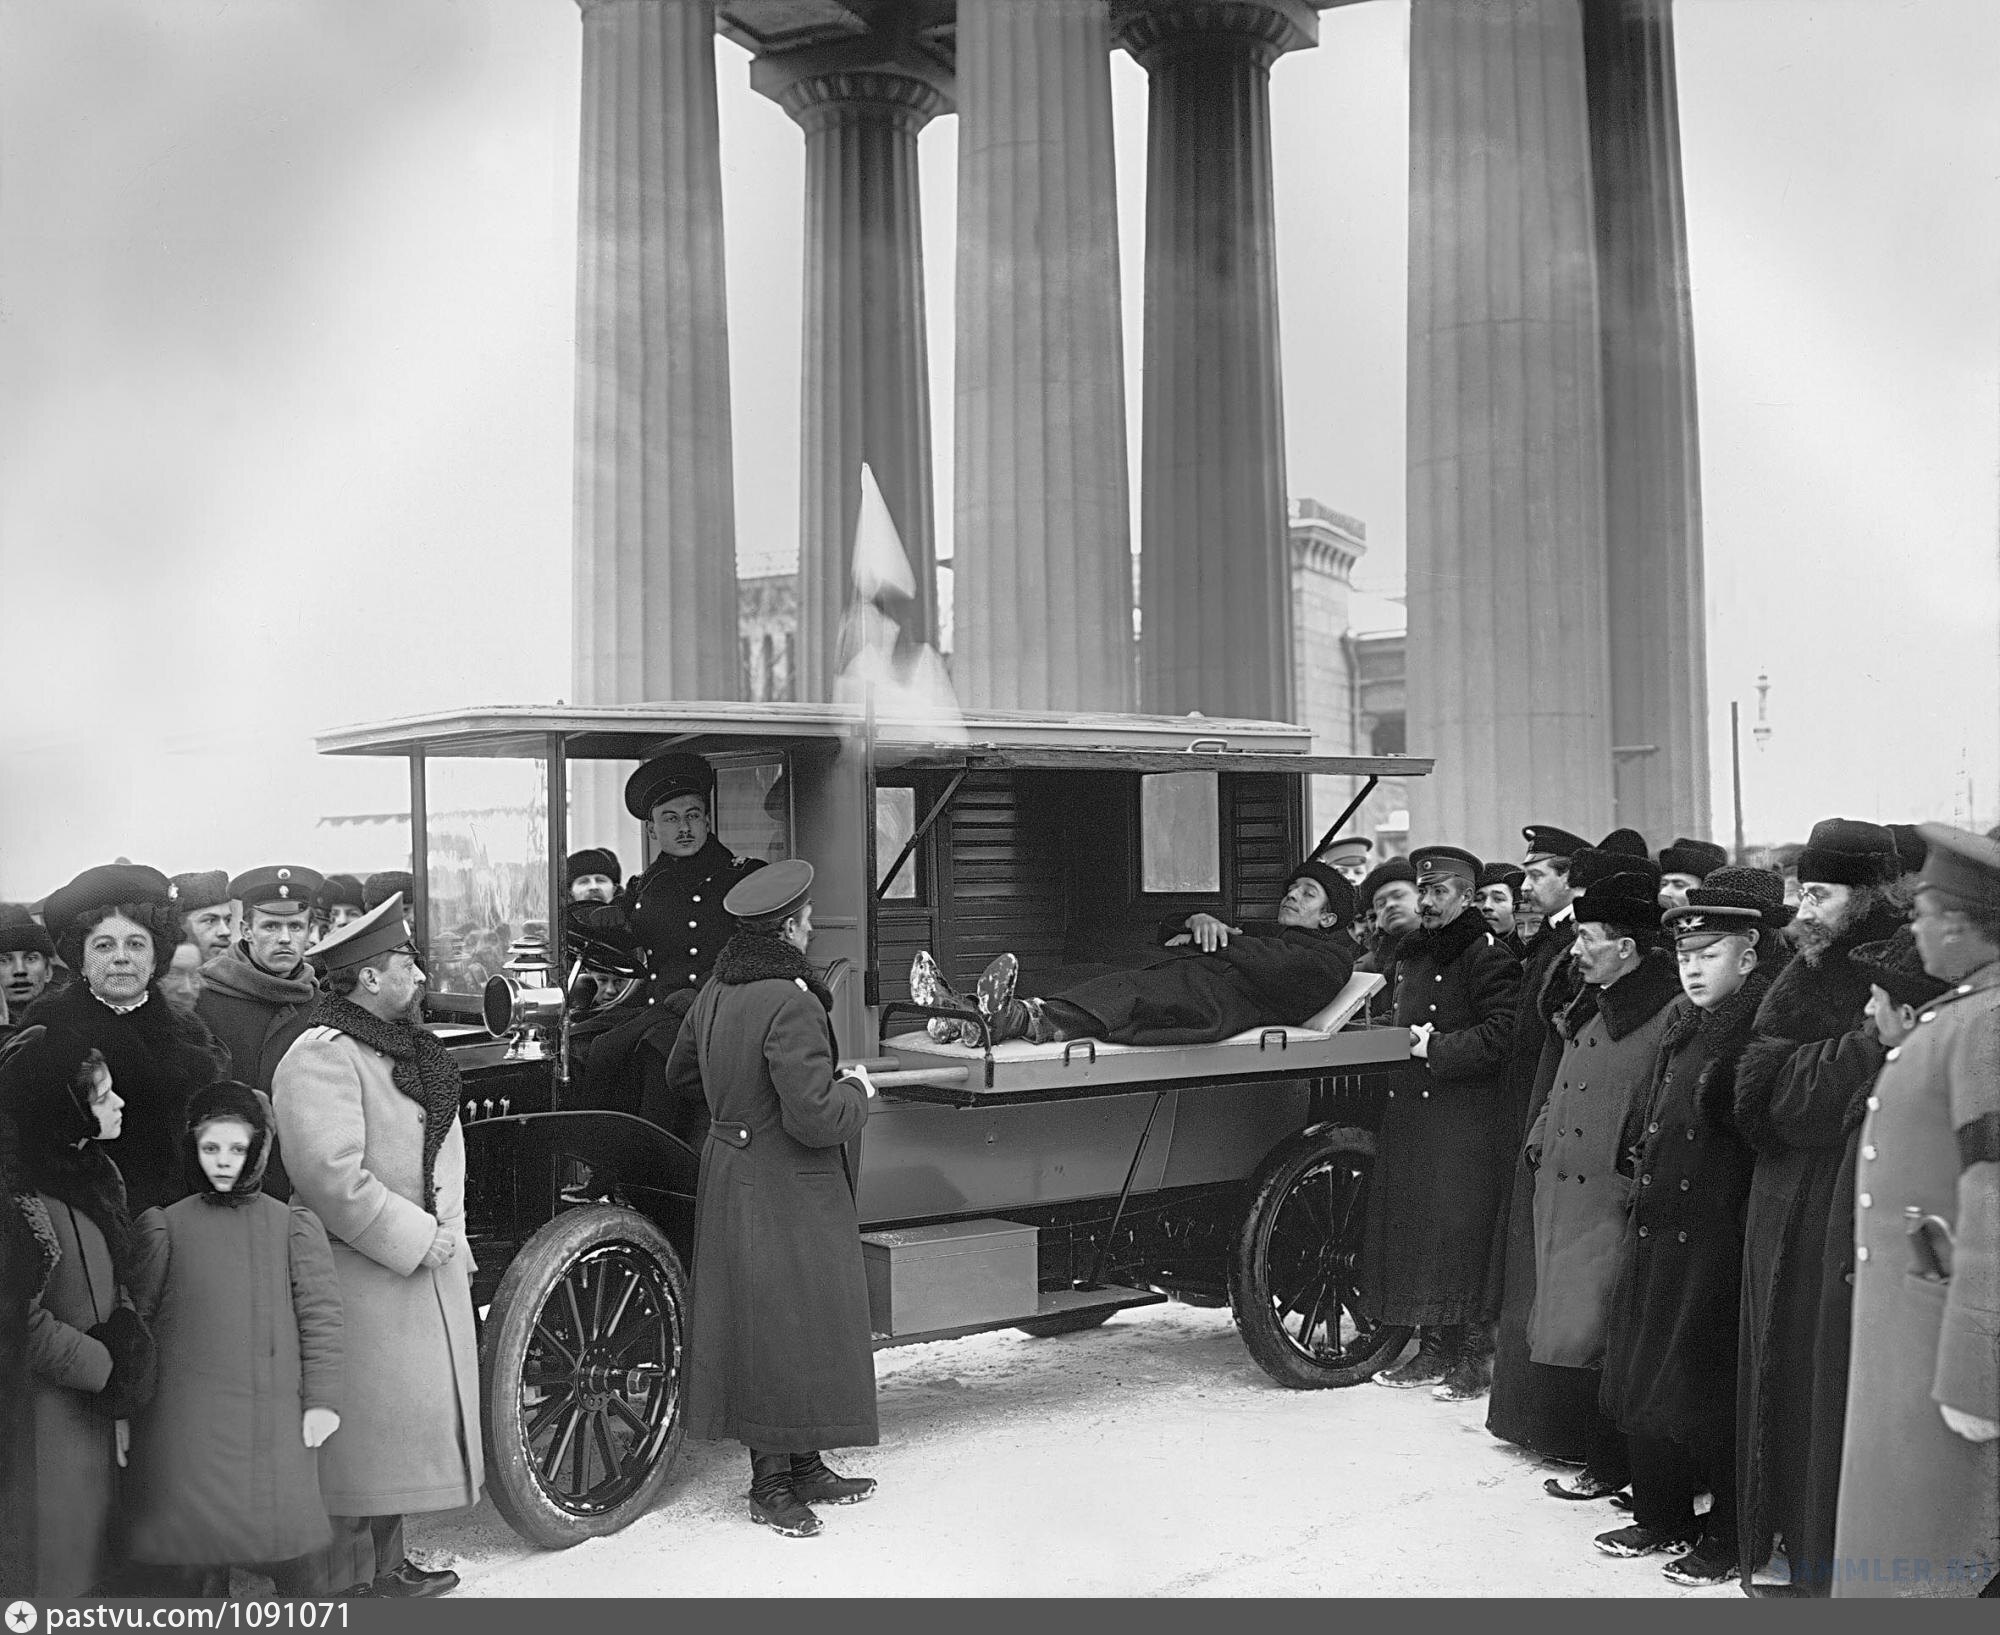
[1525,951,1683,1368]
[666,932,877,1453]
[1833,959,2000,1598]
[127,1190,343,1566]
[1363,908,1521,1327]
[1487,910,1598,1454]
[1599,965,1770,1444]
[1056,922,1356,1045]
[1732,901,1901,1588]
[194,949,317,1095]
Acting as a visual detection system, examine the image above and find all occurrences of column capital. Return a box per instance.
[1112,0,1320,68]
[750,41,954,131]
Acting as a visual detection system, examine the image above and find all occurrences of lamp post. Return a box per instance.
[1730,702,1746,864]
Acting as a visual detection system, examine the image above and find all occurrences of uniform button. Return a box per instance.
[1862,1145,1877,1161]
[688,972,697,982]
[693,895,701,903]
[1685,1129,1696,1142]
[1886,1047,1900,1062]
[1648,1122,1659,1134]
[1638,1225,1649,1238]
[689,946,700,955]
[1856,1245,1870,1263]
[1866,1096,1880,1111]
[1430,1004,1438,1012]
[689,920,699,929]
[1676,1231,1688,1243]
[1919,1010,1938,1023]
[1679,1179,1690,1192]
[1641,1174,1652,1186]
[1421,1089,1430,1099]
[1435,974,1443,982]
[1859,1192,1872,1208]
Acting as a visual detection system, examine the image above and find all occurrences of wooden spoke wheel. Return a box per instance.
[480,1205,689,1547]
[1229,1124,1409,1388]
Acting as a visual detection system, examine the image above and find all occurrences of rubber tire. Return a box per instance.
[480,1205,690,1548]
[1229,1123,1408,1389]
[1013,1307,1118,1339]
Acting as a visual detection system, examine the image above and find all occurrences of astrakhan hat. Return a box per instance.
[1477,862,1526,899]
[625,754,715,821]
[723,859,812,923]
[363,872,412,912]
[1663,866,1786,945]
[229,866,323,913]
[1573,871,1664,938]
[1849,928,1952,1011]
[310,895,415,973]
[1284,861,1359,925]
[1357,857,1418,909]
[1795,819,1896,889]
[1570,847,1663,893]
[1657,838,1729,882]
[1885,823,1929,881]
[1597,827,1651,859]
[169,870,232,914]
[565,848,622,889]
[0,904,55,960]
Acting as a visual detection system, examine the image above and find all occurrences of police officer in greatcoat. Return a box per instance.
[576,754,763,1129]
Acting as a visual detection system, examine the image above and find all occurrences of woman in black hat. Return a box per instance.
[3,1026,160,1596]
[25,865,229,1215]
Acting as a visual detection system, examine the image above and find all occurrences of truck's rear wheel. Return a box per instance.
[480,1205,688,1547]
[1230,1124,1408,1388]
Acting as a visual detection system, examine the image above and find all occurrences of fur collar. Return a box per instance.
[201,944,318,1006]
[1557,947,1680,1041]
[713,932,833,1013]
[306,994,462,1213]
[1397,907,1491,970]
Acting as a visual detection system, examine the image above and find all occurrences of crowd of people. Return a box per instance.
[2,785,1995,1600]
[1329,816,1998,1596]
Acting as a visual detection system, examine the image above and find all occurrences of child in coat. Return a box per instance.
[127,1081,344,1595]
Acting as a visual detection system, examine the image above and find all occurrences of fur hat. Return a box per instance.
[1657,837,1728,882]
[169,871,231,914]
[1849,928,1951,1012]
[1570,847,1663,893]
[1358,857,1419,909]
[565,848,622,890]
[1884,824,1928,881]
[311,873,366,916]
[0,903,55,961]
[1796,818,1895,888]
[1476,862,1526,900]
[1573,870,1665,938]
[1284,861,1359,926]
[363,872,412,912]
[42,864,172,941]
[1597,827,1650,859]
[1664,865,1786,943]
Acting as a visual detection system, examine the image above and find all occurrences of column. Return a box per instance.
[1116,0,1315,723]
[1584,0,1710,843]
[572,0,739,715]
[1406,0,1614,857]
[753,50,951,702]
[953,0,1135,712]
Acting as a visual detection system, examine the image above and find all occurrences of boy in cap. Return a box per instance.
[0,904,59,1033]
[1319,835,1373,886]
[663,861,879,1538]
[1475,862,1528,956]
[1832,825,2000,1599]
[1597,867,1786,1584]
[1364,845,1521,1397]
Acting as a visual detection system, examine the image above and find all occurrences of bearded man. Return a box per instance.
[1364,846,1521,1396]
[1733,818,1903,1594]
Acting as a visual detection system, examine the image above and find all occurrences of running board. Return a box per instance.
[870,1285,1163,1350]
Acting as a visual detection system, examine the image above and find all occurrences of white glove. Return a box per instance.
[1941,1403,1999,1443]
[842,1064,878,1100]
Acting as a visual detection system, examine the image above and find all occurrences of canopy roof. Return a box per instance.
[316,701,1432,780]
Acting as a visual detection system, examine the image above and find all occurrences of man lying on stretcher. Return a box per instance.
[909,862,1359,1048]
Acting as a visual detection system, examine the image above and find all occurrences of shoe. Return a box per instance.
[1594,1524,1698,1559]
[1544,1470,1628,1501]
[1431,1352,1489,1401]
[1375,1327,1453,1388]
[790,1452,876,1506]
[1662,1540,1739,1587]
[1609,1492,1634,1512]
[976,954,1018,1031]
[365,1559,461,1598]
[910,952,978,1044]
[749,1450,822,1538]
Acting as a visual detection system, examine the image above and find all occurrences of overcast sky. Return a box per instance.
[1,0,1995,898]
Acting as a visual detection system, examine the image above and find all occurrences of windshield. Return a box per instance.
[424,753,550,999]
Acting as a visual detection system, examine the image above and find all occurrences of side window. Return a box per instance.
[875,785,920,901]
[1139,772,1221,894]
[713,758,791,863]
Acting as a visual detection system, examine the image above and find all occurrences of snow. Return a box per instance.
[403,1302,1740,1598]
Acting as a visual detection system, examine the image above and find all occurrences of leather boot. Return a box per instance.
[748,1450,821,1538]
[1375,1325,1454,1388]
[790,1452,877,1506]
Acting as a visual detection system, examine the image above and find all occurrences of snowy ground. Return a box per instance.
[405,1302,1741,1598]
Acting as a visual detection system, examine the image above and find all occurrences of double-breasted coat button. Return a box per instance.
[692,894,701,903]
[1685,1129,1696,1142]
[1859,1193,1872,1208]
[689,920,699,929]
[1856,1246,1870,1263]
[1862,1144,1877,1160]
[1677,1230,1688,1243]
[1638,1225,1649,1238]
[1867,1096,1880,1111]
[1641,1174,1652,1186]
[1919,1010,1938,1023]
[1679,1179,1690,1192]
[1648,1122,1660,1134]
[1886,1047,1901,1062]
[1421,1089,1430,1099]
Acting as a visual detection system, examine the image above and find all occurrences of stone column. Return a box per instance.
[572,0,739,714]
[952,0,1134,712]
[1584,0,1710,843]
[1406,0,1614,856]
[753,51,951,702]
[1116,0,1315,724]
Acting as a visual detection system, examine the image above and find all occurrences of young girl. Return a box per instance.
[126,1081,344,1594]
[3,1026,157,1597]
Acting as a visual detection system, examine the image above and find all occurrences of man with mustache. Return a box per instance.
[1733,818,1903,1594]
